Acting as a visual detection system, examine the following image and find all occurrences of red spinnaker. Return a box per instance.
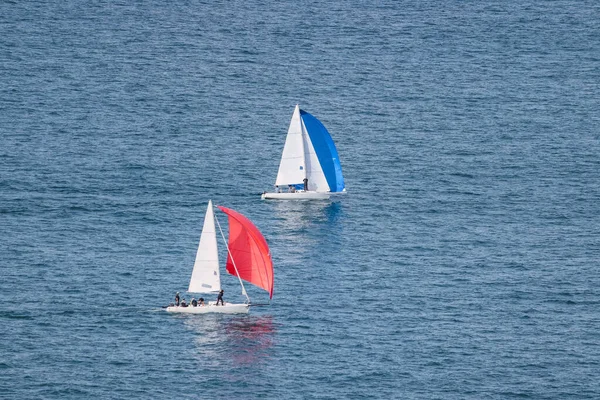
[217,206,274,299]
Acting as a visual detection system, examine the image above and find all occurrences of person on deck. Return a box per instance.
[199,297,205,306]
[216,289,224,306]
[303,178,308,191]
[191,298,197,307]
[175,292,180,306]
[181,298,187,307]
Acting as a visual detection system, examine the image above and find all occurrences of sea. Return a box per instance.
[1,1,599,399]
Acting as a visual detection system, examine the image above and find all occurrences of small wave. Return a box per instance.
[0,311,34,320]
[108,360,132,366]
[449,172,475,179]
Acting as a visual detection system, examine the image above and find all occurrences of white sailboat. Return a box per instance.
[166,200,274,314]
[261,105,346,200]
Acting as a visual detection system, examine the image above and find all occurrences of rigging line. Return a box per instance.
[214,208,251,304]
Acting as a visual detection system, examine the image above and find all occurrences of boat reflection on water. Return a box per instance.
[183,315,275,366]
[323,201,343,224]
[269,200,344,265]
[271,200,343,231]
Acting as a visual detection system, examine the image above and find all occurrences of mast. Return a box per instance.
[297,105,308,181]
[215,211,251,304]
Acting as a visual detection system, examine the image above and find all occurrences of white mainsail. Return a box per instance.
[188,200,221,293]
[275,105,306,187]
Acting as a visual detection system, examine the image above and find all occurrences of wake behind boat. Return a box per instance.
[261,105,345,200]
[166,200,274,315]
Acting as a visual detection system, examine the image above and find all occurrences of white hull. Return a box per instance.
[166,302,249,314]
[261,191,330,200]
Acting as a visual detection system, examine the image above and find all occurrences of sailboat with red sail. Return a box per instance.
[166,201,273,314]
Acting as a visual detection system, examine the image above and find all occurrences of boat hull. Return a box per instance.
[261,191,330,200]
[166,303,249,314]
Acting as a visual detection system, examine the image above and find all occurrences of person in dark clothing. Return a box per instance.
[191,298,197,307]
[175,292,180,306]
[199,297,205,306]
[181,298,188,307]
[216,289,224,306]
[303,177,308,191]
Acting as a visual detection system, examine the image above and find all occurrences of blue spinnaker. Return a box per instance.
[300,110,345,192]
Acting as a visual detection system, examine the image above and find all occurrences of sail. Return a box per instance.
[217,206,274,299]
[188,200,221,293]
[300,110,345,192]
[301,117,330,192]
[274,105,306,187]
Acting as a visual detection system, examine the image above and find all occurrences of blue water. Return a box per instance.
[1,1,599,398]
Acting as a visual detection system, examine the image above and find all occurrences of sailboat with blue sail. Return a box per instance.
[261,105,346,200]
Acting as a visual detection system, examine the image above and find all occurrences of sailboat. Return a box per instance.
[166,200,274,314]
[261,105,346,200]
